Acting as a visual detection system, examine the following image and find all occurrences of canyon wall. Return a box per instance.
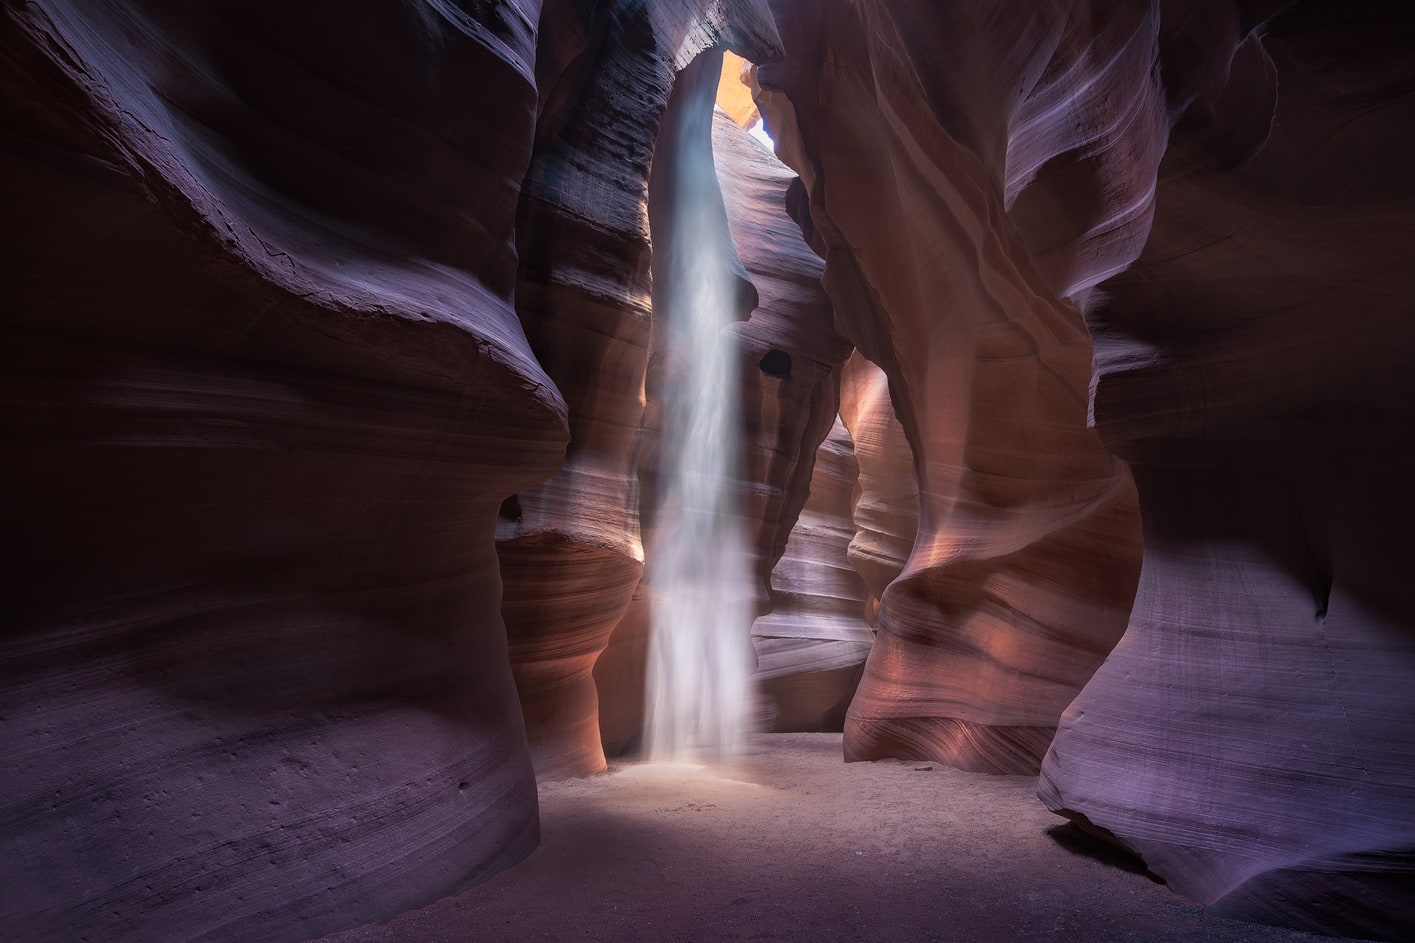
[1039,4,1415,938]
[756,0,1414,937]
[756,0,1146,775]
[711,104,863,728]
[752,416,872,731]
[496,0,777,780]
[0,0,779,939]
[0,2,559,939]
[595,58,855,757]
[836,351,919,625]
[7,0,1413,939]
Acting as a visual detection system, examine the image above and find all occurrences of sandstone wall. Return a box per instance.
[1039,4,1415,937]
[497,0,778,780]
[756,0,1145,774]
[0,2,561,940]
[757,0,1415,937]
[0,0,783,938]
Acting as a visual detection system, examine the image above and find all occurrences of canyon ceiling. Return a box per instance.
[2,1,1412,942]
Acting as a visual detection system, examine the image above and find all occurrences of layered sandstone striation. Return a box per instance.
[0,2,561,941]
[554,5,785,767]
[756,0,1145,774]
[0,0,782,940]
[11,0,1413,940]
[752,418,872,731]
[708,83,864,732]
[715,104,854,623]
[1039,4,1415,938]
[497,0,778,781]
[836,351,918,624]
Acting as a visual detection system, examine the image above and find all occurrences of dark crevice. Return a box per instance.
[759,348,791,378]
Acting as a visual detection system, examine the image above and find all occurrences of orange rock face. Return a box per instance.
[715,106,854,622]
[495,5,780,779]
[755,0,1415,937]
[711,88,868,730]
[11,0,1415,939]
[836,352,919,619]
[757,0,1145,774]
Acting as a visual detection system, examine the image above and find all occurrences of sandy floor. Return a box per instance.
[318,733,1364,943]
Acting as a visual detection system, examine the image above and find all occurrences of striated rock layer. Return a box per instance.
[836,351,918,625]
[497,0,778,780]
[1039,4,1415,938]
[715,103,854,626]
[1,0,793,937]
[753,418,872,732]
[756,0,1144,774]
[0,1,564,940]
[714,66,867,729]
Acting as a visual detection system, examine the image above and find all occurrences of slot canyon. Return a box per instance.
[3,1,1413,941]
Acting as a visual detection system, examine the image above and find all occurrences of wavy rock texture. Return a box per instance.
[716,104,854,622]
[540,3,781,764]
[836,351,918,624]
[0,2,565,941]
[753,418,872,731]
[1039,4,1415,938]
[497,1,781,778]
[496,0,655,781]
[756,0,1145,774]
[710,89,865,731]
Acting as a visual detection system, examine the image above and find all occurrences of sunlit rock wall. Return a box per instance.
[708,100,863,732]
[756,0,1145,774]
[1039,4,1415,939]
[497,0,779,781]
[836,351,918,625]
[715,106,854,625]
[589,5,784,762]
[496,1,654,780]
[0,2,562,941]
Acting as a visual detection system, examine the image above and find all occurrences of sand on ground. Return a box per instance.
[315,733,1366,943]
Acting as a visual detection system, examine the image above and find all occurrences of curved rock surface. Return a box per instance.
[715,104,854,623]
[11,0,1414,939]
[1040,4,1415,938]
[496,0,656,780]
[0,2,563,941]
[0,0,784,938]
[756,0,1144,774]
[753,418,872,731]
[497,0,778,782]
[836,351,918,623]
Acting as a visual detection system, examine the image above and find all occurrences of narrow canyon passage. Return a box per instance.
[6,2,1414,940]
[314,735,1357,943]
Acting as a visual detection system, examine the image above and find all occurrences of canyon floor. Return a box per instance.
[316,733,1362,943]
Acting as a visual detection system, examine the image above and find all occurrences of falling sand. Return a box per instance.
[314,734,1364,943]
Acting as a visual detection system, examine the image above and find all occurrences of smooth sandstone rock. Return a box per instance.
[1040,4,1415,938]
[715,103,854,623]
[709,69,863,733]
[1,0,788,938]
[592,8,783,762]
[757,0,1144,774]
[9,0,1414,939]
[836,351,918,621]
[753,418,873,731]
[497,1,781,779]
[1,2,563,940]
